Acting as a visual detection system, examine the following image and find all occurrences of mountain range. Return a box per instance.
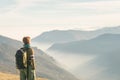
[32,26,120,44]
[31,26,120,80]
[47,33,120,80]
[48,33,120,54]
[32,26,120,51]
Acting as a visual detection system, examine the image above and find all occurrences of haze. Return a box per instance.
[0,0,120,40]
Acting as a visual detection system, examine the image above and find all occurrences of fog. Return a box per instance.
[31,42,96,70]
[31,43,119,80]
[31,42,52,51]
[47,51,96,70]
[31,43,98,79]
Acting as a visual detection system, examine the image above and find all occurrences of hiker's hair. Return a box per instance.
[23,36,31,44]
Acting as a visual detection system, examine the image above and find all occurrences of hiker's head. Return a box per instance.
[23,36,31,44]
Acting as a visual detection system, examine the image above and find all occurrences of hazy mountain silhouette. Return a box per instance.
[48,34,120,54]
[0,35,22,48]
[32,26,120,44]
[0,35,79,80]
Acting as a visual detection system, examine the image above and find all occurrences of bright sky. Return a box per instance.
[0,0,120,40]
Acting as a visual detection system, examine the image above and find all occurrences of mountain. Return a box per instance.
[31,26,120,51]
[32,26,120,44]
[0,35,22,48]
[73,49,120,80]
[48,34,120,54]
[0,35,79,80]
[32,30,84,43]
[47,33,120,80]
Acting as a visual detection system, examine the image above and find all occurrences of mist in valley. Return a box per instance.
[31,43,98,79]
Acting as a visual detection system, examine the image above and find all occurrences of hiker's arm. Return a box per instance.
[30,49,35,70]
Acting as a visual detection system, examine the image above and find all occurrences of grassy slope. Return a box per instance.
[0,72,48,80]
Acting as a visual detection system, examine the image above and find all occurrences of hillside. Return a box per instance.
[0,35,22,48]
[73,49,120,80]
[0,35,79,80]
[0,72,48,80]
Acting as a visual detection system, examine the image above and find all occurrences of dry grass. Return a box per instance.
[0,72,48,80]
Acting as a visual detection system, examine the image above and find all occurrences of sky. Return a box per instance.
[0,0,120,40]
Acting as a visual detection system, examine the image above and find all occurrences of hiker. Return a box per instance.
[15,36,36,80]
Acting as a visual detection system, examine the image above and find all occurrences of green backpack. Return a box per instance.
[15,48,27,69]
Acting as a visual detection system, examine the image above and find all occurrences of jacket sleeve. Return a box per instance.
[29,48,36,70]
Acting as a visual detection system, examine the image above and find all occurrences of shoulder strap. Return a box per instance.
[20,48,24,53]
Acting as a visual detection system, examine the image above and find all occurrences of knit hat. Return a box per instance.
[23,36,31,44]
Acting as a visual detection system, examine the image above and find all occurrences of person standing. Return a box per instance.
[16,36,36,80]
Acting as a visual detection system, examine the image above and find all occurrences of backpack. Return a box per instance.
[15,48,27,69]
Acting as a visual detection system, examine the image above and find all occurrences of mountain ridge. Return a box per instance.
[32,26,120,44]
[48,33,120,54]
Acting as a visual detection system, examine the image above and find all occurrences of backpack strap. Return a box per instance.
[20,48,24,53]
